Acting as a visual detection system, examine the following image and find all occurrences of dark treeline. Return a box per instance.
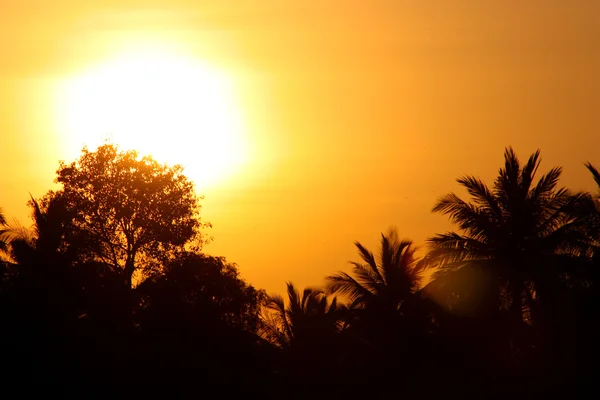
[1,144,600,395]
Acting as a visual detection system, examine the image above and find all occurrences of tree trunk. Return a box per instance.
[124,254,135,289]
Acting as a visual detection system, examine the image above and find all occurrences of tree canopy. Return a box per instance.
[39,143,208,287]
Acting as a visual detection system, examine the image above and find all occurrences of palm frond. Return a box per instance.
[585,162,600,189]
[520,149,541,191]
[432,193,498,241]
[494,147,526,204]
[258,310,291,348]
[530,167,562,202]
[428,232,487,251]
[501,147,521,187]
[535,191,587,238]
[349,262,383,293]
[326,272,375,306]
[0,216,34,259]
[265,293,286,314]
[354,241,382,282]
[457,175,503,221]
[380,234,393,286]
[427,232,490,265]
[264,293,292,341]
[286,282,301,315]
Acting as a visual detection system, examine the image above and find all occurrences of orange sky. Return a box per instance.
[1,1,599,295]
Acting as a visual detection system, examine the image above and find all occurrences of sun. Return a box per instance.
[53,44,250,189]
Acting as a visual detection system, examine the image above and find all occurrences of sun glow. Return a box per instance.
[54,44,250,189]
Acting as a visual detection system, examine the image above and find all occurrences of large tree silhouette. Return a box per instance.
[38,143,207,288]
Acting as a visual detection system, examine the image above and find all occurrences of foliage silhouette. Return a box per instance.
[259,282,348,384]
[323,228,439,388]
[0,144,599,393]
[260,282,346,349]
[38,143,208,288]
[132,252,273,386]
[427,148,591,321]
[136,252,265,334]
[327,227,422,310]
[425,147,598,387]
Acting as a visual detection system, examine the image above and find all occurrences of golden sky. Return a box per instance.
[1,1,599,294]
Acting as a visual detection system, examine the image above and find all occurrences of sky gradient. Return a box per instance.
[1,1,599,294]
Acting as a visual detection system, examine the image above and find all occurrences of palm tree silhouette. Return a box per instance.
[427,147,591,328]
[0,206,35,264]
[326,227,421,313]
[259,282,347,384]
[259,282,345,349]
[324,228,432,384]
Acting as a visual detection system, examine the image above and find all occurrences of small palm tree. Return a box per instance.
[7,196,72,268]
[326,227,421,313]
[0,207,34,263]
[259,283,348,383]
[259,282,345,349]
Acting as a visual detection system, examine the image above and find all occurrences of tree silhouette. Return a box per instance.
[428,148,590,319]
[259,282,347,384]
[326,227,422,312]
[2,143,599,391]
[0,200,91,384]
[260,282,345,349]
[324,228,434,386]
[8,196,69,266]
[39,143,208,288]
[132,252,271,386]
[0,207,33,263]
[425,147,594,382]
[137,252,265,334]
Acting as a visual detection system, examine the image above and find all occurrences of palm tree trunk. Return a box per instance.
[509,279,524,324]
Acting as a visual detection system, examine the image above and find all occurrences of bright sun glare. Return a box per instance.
[54,44,250,189]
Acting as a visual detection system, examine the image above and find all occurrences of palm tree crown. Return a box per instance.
[326,227,421,312]
[259,282,345,349]
[427,147,591,320]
